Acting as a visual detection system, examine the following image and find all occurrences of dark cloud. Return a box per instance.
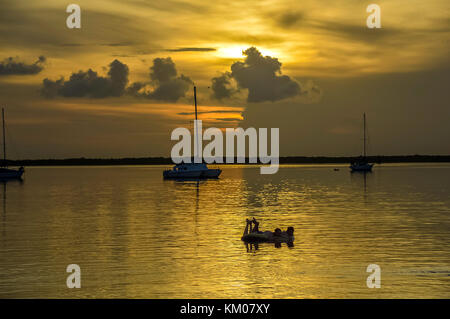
[41,59,129,98]
[311,20,404,44]
[0,56,46,76]
[111,54,136,58]
[128,57,192,102]
[126,82,146,97]
[167,47,216,52]
[211,47,300,102]
[101,42,134,47]
[215,118,241,122]
[275,12,304,28]
[108,60,130,96]
[210,72,235,100]
[150,58,178,82]
[177,110,239,115]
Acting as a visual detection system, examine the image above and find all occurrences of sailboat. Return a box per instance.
[163,87,222,179]
[350,113,374,172]
[0,108,24,179]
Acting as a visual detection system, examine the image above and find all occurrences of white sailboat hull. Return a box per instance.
[163,169,203,179]
[350,163,373,172]
[163,163,222,179]
[0,167,24,179]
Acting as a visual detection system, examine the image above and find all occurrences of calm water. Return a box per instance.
[0,164,449,298]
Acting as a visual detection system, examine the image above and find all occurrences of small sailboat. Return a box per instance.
[163,162,220,179]
[163,87,221,179]
[350,113,374,172]
[0,108,24,179]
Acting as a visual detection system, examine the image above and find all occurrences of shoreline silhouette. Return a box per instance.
[3,155,449,166]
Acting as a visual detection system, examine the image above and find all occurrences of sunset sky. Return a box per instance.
[0,0,449,159]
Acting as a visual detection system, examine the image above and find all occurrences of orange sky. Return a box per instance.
[0,0,449,158]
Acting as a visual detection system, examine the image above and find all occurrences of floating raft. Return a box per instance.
[241,232,294,243]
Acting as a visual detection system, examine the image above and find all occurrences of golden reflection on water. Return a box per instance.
[0,164,449,298]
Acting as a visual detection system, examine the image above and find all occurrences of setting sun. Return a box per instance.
[217,45,281,60]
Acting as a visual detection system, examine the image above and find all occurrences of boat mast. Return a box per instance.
[363,113,366,158]
[194,86,198,122]
[2,108,5,166]
[194,86,199,161]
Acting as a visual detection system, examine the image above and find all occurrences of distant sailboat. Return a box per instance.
[163,87,222,179]
[350,113,374,172]
[0,108,24,179]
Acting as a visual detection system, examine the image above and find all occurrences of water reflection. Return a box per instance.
[245,241,294,252]
[1,181,5,239]
[0,165,449,298]
[1,179,23,240]
[350,170,372,202]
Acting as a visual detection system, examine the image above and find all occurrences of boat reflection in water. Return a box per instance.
[244,240,294,252]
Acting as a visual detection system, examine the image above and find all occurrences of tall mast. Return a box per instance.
[363,113,366,158]
[194,86,199,161]
[2,108,5,165]
[194,86,198,122]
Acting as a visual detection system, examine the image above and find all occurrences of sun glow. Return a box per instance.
[217,45,280,59]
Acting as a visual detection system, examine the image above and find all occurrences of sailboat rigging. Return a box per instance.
[350,113,374,172]
[0,108,24,179]
[163,87,222,179]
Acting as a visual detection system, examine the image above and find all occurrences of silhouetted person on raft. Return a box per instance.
[242,218,294,243]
